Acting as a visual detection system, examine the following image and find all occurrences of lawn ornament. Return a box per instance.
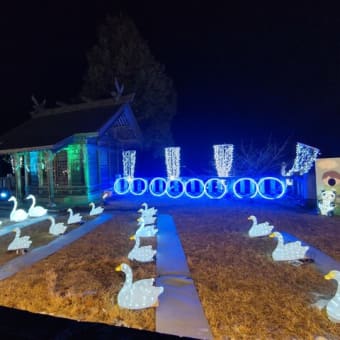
[269,232,309,261]
[8,196,28,222]
[67,208,83,224]
[26,194,47,217]
[137,215,157,226]
[128,234,156,262]
[318,190,336,216]
[138,202,157,218]
[324,270,340,323]
[115,263,163,309]
[136,218,158,237]
[247,215,274,237]
[89,202,104,216]
[48,216,67,236]
[8,227,32,254]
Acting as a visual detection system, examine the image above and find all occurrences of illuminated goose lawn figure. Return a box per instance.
[8,196,28,222]
[115,263,164,309]
[136,217,158,237]
[324,270,340,323]
[25,194,47,217]
[8,227,32,254]
[137,215,157,226]
[269,232,309,261]
[247,215,274,237]
[138,202,157,218]
[48,216,67,236]
[128,234,156,262]
[67,208,83,224]
[89,202,104,216]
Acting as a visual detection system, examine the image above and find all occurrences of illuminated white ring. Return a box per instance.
[130,177,148,196]
[185,178,206,199]
[204,178,227,199]
[257,177,286,199]
[113,177,131,195]
[232,177,258,199]
[166,179,185,198]
[149,177,167,197]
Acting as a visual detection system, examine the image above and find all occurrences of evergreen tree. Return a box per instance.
[81,14,177,157]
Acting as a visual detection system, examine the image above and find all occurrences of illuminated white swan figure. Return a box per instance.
[89,202,104,216]
[25,194,47,217]
[137,215,157,226]
[135,218,158,237]
[48,216,67,236]
[247,215,274,237]
[324,270,340,323]
[8,227,32,254]
[115,263,164,309]
[8,196,28,222]
[67,208,83,224]
[128,234,156,262]
[269,232,309,261]
[138,202,157,218]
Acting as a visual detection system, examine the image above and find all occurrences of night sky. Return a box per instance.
[1,1,339,173]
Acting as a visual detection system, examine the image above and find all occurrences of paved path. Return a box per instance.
[0,216,49,237]
[0,213,113,280]
[156,214,213,340]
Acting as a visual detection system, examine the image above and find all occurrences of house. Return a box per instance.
[0,94,142,205]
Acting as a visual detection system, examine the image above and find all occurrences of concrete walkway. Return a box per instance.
[156,214,213,340]
[0,213,113,280]
[0,215,50,237]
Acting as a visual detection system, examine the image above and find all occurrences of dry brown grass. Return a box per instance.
[0,213,157,331]
[0,197,339,339]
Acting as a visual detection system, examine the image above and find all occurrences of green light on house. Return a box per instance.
[65,144,85,186]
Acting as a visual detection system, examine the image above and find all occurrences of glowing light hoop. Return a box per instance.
[112,176,286,199]
[130,177,148,196]
[166,179,185,198]
[113,177,131,195]
[232,177,258,199]
[257,177,286,200]
[205,178,227,199]
[185,178,206,199]
[149,177,167,197]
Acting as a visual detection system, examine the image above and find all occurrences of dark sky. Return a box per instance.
[1,1,340,170]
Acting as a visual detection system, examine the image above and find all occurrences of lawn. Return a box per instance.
[0,196,338,339]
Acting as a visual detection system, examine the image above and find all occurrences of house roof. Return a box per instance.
[0,94,142,154]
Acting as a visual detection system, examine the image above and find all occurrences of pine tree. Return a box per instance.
[81,14,177,157]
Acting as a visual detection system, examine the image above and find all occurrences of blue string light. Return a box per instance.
[129,178,148,196]
[257,177,286,199]
[113,176,286,200]
[184,178,206,199]
[204,178,228,199]
[232,177,258,199]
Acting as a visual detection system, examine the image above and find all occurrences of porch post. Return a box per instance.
[13,154,23,200]
[45,151,55,206]
[82,144,89,190]
[24,152,29,197]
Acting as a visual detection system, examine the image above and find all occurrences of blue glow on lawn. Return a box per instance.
[113,176,286,199]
